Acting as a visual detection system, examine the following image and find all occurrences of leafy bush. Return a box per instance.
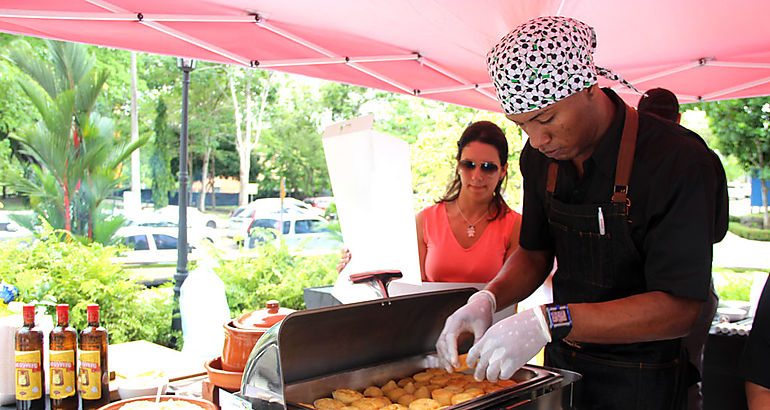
[0,226,179,347]
[728,221,770,241]
[215,242,338,318]
[713,268,755,301]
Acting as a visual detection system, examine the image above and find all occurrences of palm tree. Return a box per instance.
[1,40,146,244]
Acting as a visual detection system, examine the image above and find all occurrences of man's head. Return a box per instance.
[486,16,614,163]
[638,88,680,123]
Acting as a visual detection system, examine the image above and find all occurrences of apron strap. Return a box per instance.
[611,104,639,205]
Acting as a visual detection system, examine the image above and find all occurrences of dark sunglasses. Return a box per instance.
[458,160,499,173]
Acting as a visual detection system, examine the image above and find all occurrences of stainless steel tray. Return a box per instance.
[285,353,561,409]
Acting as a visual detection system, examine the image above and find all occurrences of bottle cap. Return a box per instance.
[56,304,69,325]
[87,303,99,323]
[22,304,35,325]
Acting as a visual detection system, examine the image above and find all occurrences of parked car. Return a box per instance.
[245,214,342,255]
[226,197,324,238]
[151,206,224,229]
[303,196,334,210]
[126,209,219,245]
[113,226,200,265]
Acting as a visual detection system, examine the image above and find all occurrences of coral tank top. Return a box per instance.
[423,202,520,283]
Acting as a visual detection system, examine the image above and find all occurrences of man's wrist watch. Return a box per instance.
[544,303,572,340]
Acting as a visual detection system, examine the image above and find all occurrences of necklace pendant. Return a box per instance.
[467,225,476,238]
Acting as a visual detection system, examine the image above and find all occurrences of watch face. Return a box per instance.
[551,309,569,325]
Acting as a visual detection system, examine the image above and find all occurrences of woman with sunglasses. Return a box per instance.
[338,121,521,282]
[417,120,521,282]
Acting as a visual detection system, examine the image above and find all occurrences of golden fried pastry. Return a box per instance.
[386,387,408,402]
[451,391,482,405]
[464,381,486,391]
[426,375,449,387]
[484,383,504,394]
[340,407,357,410]
[424,384,441,392]
[403,382,415,394]
[313,397,346,409]
[381,380,398,392]
[413,386,430,399]
[425,368,446,375]
[447,372,465,379]
[430,388,453,406]
[407,398,441,410]
[349,398,380,410]
[446,377,469,388]
[370,397,392,407]
[332,389,364,405]
[363,386,383,398]
[463,387,485,397]
[412,372,433,383]
[443,384,465,393]
[497,379,517,387]
[381,405,407,410]
[397,377,414,387]
[397,393,416,406]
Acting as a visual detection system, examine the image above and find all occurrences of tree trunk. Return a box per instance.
[199,147,211,212]
[762,178,769,229]
[210,155,217,210]
[239,148,251,205]
[130,51,141,210]
[228,68,273,206]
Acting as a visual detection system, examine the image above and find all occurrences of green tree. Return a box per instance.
[701,97,770,227]
[261,94,330,196]
[148,99,177,208]
[1,40,146,243]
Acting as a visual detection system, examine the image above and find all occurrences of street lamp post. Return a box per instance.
[172,57,195,332]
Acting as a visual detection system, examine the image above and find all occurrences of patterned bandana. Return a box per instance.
[487,16,638,115]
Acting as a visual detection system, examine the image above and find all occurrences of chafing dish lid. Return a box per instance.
[277,288,475,384]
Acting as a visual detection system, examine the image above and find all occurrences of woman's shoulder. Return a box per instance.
[420,202,445,219]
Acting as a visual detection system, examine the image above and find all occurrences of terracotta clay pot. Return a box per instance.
[221,300,294,372]
[204,357,242,392]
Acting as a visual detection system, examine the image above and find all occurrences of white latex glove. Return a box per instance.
[466,306,552,382]
[435,290,496,371]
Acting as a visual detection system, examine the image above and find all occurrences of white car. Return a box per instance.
[153,206,224,229]
[227,197,324,239]
[126,209,219,245]
[245,214,342,255]
[113,226,201,265]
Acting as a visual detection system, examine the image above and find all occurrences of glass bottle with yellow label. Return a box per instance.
[50,304,78,410]
[78,304,108,410]
[15,304,46,410]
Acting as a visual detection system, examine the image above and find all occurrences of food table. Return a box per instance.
[2,340,208,410]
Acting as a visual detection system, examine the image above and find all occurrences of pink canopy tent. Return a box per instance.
[1,0,770,111]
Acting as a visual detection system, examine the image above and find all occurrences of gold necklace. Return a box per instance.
[456,202,487,238]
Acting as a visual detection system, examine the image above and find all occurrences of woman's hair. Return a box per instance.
[438,121,510,220]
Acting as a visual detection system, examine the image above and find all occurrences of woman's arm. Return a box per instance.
[416,210,428,281]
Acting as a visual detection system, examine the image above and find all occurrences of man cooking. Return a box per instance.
[436,16,727,409]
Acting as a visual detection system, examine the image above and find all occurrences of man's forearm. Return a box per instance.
[566,291,702,344]
[486,247,553,311]
[747,381,770,409]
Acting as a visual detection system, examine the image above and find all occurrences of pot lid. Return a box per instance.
[233,300,295,330]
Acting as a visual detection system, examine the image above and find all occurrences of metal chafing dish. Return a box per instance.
[239,288,580,409]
